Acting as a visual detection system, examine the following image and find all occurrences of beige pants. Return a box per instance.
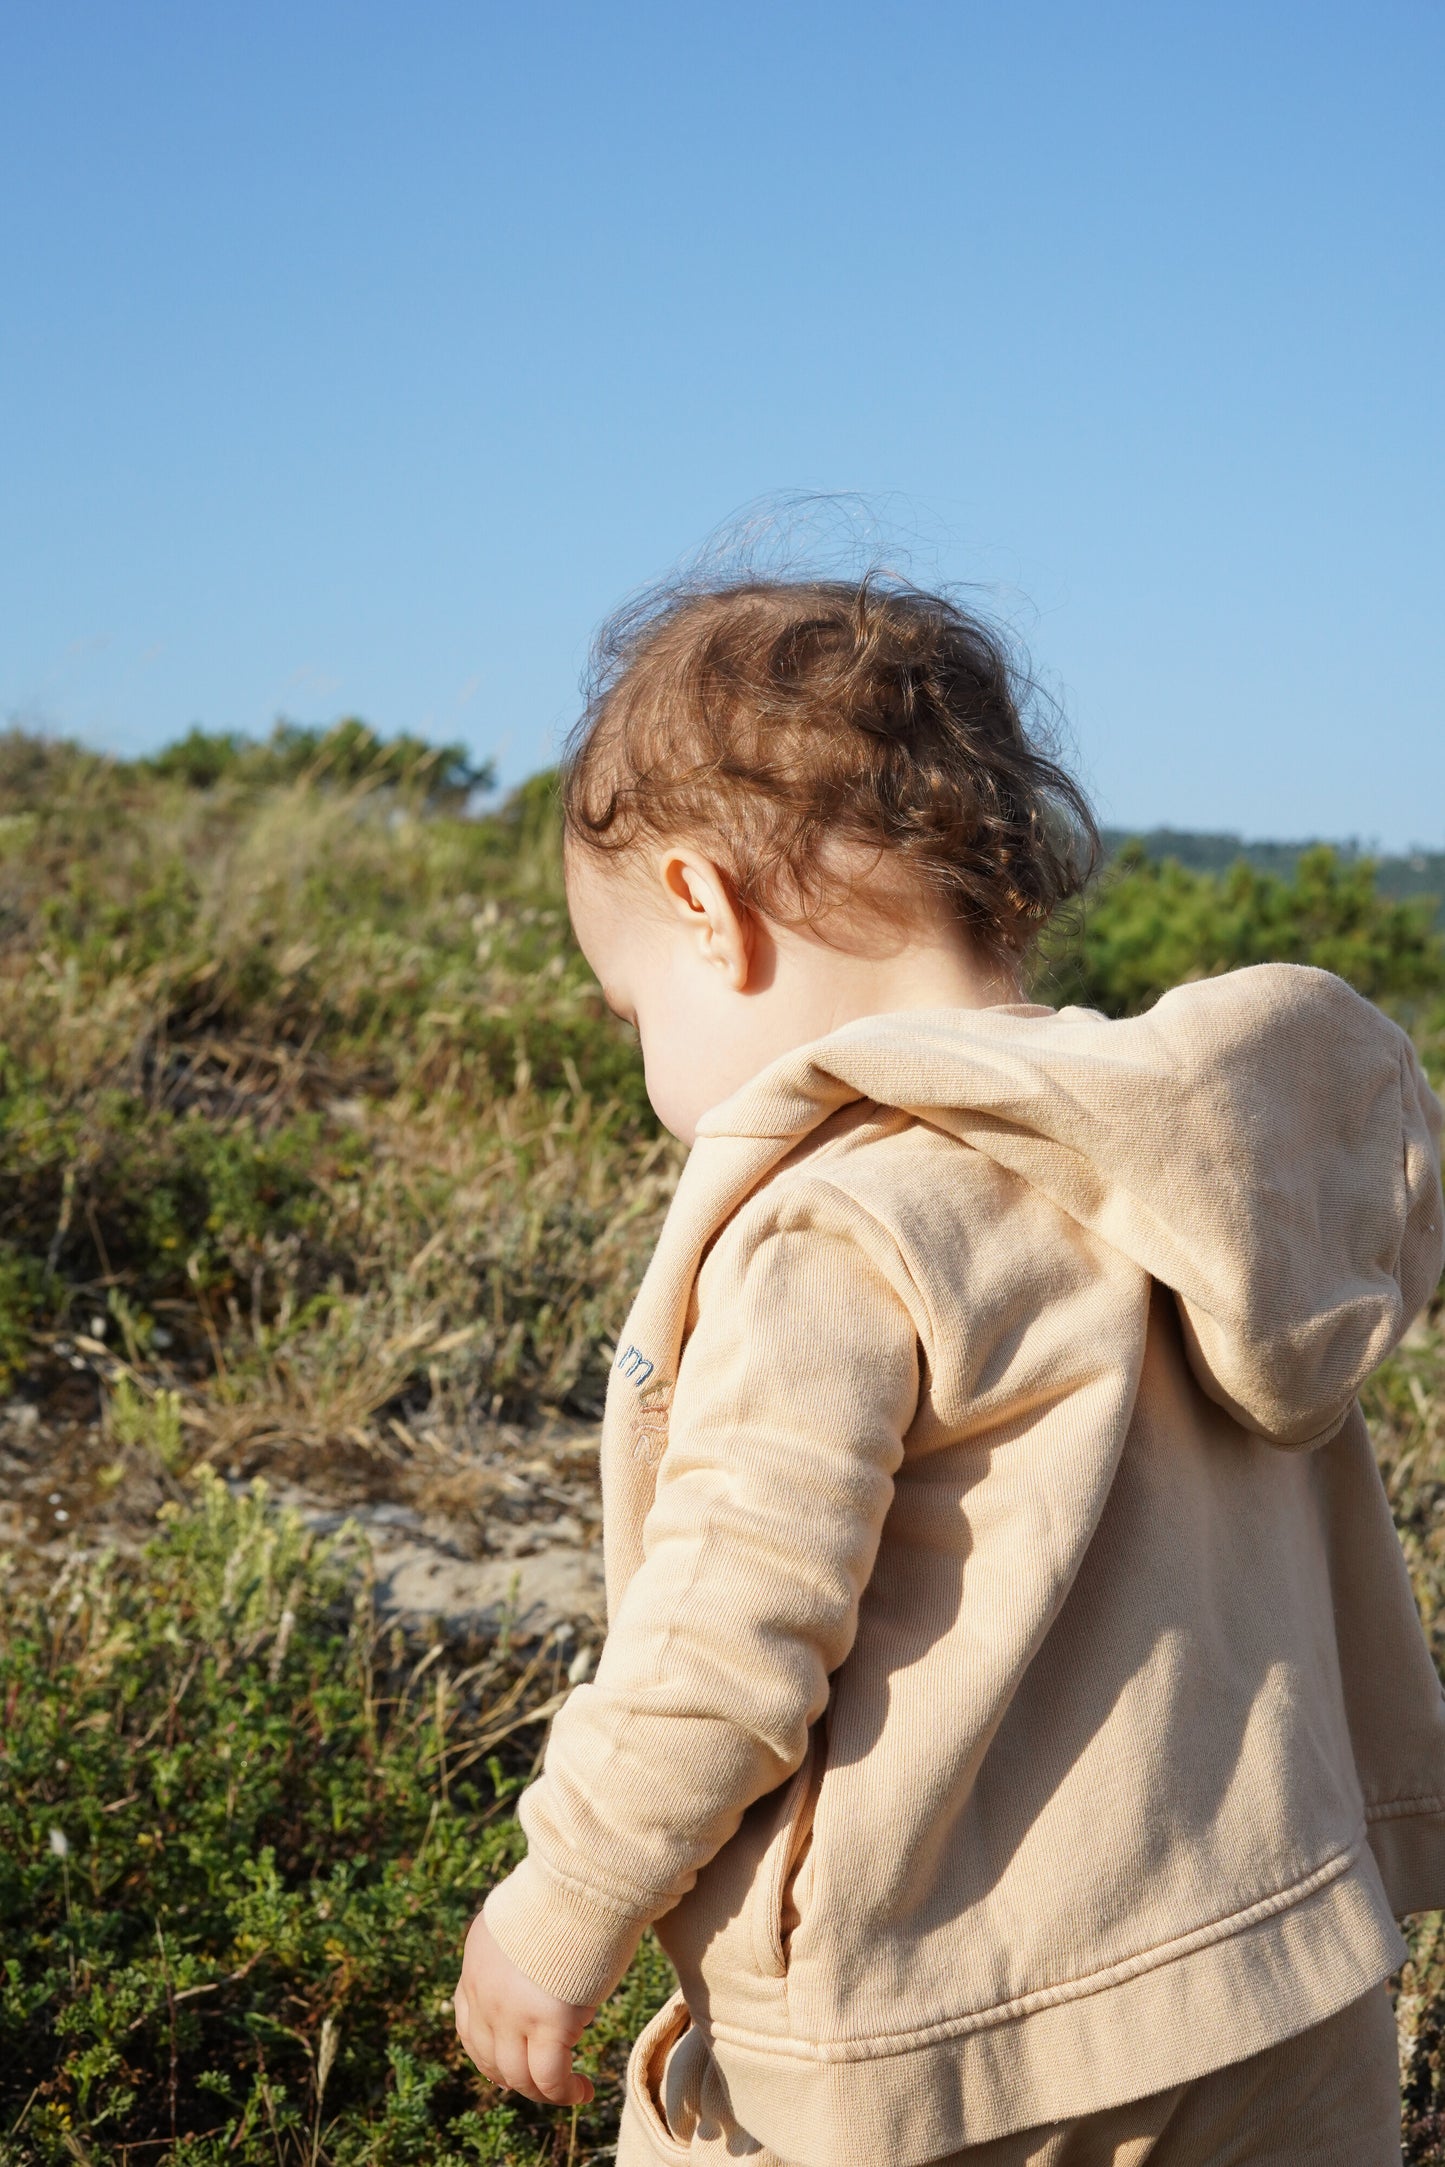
[616,1985,1402,2166]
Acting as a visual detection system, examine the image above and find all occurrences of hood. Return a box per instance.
[697,964,1444,1449]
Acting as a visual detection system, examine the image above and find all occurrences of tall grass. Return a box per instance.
[1,737,678,1451]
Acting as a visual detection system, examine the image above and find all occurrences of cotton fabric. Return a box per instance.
[616,1985,1403,2164]
[485,966,1445,2165]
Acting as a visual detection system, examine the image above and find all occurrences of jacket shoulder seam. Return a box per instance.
[775,1164,942,1363]
[705,1159,933,1337]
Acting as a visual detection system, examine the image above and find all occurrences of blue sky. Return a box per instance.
[3,2,1441,845]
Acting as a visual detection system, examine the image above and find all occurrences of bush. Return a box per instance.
[0,1244,49,1392]
[141,721,495,810]
[1050,842,1445,1017]
[0,1469,671,2165]
[1,1322,1442,2162]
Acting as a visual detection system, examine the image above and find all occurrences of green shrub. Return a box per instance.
[141,721,494,809]
[2,1325,1442,2163]
[0,1471,672,2165]
[1049,842,1445,1017]
[0,1243,49,1391]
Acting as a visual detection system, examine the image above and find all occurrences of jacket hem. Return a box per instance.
[1366,1799,1445,1916]
[701,1849,1405,2167]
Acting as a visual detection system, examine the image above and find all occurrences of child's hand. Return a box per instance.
[454,1911,599,2107]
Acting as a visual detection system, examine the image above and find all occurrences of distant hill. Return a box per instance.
[1102,829,1445,925]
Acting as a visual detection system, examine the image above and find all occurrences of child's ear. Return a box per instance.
[659,849,755,991]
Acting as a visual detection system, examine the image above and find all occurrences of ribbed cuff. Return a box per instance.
[483,1853,649,2007]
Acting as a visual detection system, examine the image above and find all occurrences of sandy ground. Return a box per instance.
[0,1382,607,1646]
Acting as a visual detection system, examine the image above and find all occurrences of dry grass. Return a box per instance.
[1,743,681,1503]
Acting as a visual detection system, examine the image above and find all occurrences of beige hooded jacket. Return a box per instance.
[485,964,1445,2165]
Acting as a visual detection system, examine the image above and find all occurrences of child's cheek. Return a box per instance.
[640,1041,691,1144]
[637,964,719,1145]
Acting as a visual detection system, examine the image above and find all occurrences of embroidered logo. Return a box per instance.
[631,1397,671,1464]
[614,1345,669,1461]
[614,1343,655,1387]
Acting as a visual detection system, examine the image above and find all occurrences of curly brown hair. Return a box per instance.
[561,575,1098,965]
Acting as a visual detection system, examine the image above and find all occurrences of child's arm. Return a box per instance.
[474,1185,919,2014]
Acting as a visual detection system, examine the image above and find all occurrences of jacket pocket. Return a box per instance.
[751,1721,826,1980]
[622,1991,695,2163]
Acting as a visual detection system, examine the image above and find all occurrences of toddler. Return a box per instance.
[455,576,1445,2165]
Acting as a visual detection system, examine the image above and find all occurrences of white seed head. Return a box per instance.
[48,1827,69,1859]
[316,2014,340,2097]
[267,1606,296,1684]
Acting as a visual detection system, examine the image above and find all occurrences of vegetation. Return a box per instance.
[1048,839,1445,1038]
[139,719,494,809]
[1,724,1441,1421]
[0,1460,673,2164]
[1098,826,1445,923]
[1,720,1443,2159]
[0,729,666,1431]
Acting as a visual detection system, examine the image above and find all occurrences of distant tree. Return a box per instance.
[253,717,494,803]
[143,724,250,788]
[1100,827,1445,925]
[138,717,495,809]
[1046,844,1445,1016]
[0,727,110,802]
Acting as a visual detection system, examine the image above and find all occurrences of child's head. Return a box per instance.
[561,576,1096,1142]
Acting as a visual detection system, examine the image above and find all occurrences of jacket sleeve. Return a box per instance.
[483,1184,920,2006]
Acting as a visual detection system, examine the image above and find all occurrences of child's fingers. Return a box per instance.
[528,2028,595,2107]
[492,2030,542,2100]
[455,2000,498,2085]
